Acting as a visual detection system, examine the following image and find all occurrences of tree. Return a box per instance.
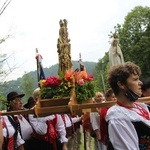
[114,6,150,78]
[0,0,12,16]
[0,91,7,110]
[20,72,35,104]
[94,52,109,93]
[94,6,150,92]
[0,53,18,84]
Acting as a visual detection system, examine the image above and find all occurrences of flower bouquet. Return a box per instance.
[74,70,95,104]
[40,73,73,100]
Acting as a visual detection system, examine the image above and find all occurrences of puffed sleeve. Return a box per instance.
[28,114,48,135]
[55,114,68,143]
[71,116,82,123]
[108,119,139,150]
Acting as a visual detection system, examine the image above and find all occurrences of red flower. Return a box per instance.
[85,74,94,82]
[45,76,61,87]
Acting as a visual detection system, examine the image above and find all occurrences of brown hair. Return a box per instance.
[105,88,114,98]
[107,61,141,96]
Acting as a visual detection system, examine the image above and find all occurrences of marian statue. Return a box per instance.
[57,19,72,76]
[109,34,124,67]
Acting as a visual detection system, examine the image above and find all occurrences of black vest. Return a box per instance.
[107,121,150,150]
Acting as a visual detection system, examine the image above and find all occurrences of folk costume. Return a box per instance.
[29,114,68,150]
[99,107,109,146]
[6,91,33,150]
[82,113,93,150]
[72,115,82,150]
[12,114,33,150]
[1,116,25,150]
[61,114,81,150]
[90,112,99,150]
[90,111,107,150]
[106,102,150,150]
[12,114,33,141]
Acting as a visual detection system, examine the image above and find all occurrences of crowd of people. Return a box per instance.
[0,61,150,150]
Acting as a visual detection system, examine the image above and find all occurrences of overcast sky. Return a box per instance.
[0,0,149,81]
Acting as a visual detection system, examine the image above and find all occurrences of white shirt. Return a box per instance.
[1,116,25,147]
[90,112,100,130]
[106,102,150,150]
[29,114,68,143]
[64,115,81,127]
[15,115,33,140]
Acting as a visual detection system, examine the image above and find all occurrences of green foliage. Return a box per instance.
[94,6,150,93]
[0,91,7,110]
[59,79,72,97]
[40,86,60,99]
[114,6,150,78]
[75,81,95,104]
[20,73,35,103]
[94,53,110,92]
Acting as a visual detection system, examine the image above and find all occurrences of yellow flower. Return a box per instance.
[39,80,46,87]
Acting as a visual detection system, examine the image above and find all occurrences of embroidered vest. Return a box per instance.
[11,116,22,138]
[107,122,150,150]
[100,107,110,145]
[61,114,75,138]
[2,116,18,150]
[133,122,150,150]
[82,113,93,133]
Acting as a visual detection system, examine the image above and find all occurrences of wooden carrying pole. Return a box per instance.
[0,97,150,117]
[71,96,150,115]
[1,109,34,116]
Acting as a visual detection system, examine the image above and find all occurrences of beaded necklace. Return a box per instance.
[117,101,150,120]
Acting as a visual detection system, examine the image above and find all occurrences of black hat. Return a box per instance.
[23,97,35,109]
[7,91,25,101]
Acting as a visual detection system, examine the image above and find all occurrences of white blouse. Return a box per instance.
[106,102,150,150]
[1,116,25,147]
[14,115,33,140]
[64,115,81,127]
[29,114,68,143]
[90,112,100,131]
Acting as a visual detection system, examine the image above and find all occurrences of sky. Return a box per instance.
[0,0,149,81]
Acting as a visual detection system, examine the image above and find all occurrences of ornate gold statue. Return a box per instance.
[57,19,72,76]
